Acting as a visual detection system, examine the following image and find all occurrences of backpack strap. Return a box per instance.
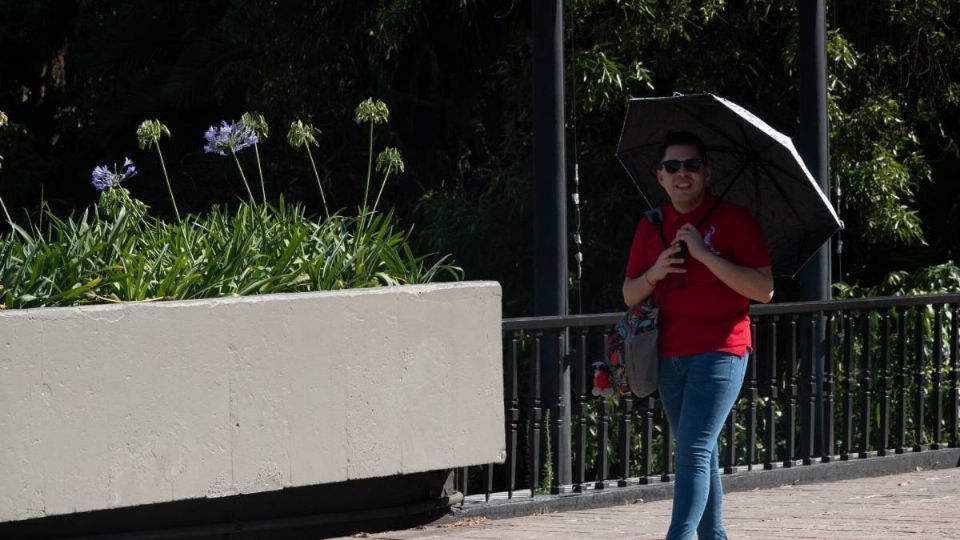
[645,197,724,245]
[641,207,669,304]
[643,207,669,248]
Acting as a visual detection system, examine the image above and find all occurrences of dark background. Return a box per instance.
[1,0,957,315]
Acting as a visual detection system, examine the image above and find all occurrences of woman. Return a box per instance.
[622,131,774,539]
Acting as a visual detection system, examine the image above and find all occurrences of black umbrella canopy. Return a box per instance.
[616,93,842,278]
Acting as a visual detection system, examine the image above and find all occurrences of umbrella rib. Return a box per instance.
[714,158,750,202]
[753,157,811,183]
[737,120,810,183]
[629,173,654,209]
[754,158,806,225]
[671,102,746,151]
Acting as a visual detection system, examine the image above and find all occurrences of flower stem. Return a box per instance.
[357,120,375,239]
[304,143,329,219]
[363,121,373,211]
[231,151,256,205]
[155,144,181,222]
[371,171,391,216]
[254,143,267,205]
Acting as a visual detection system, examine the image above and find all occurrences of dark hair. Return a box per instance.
[657,131,708,163]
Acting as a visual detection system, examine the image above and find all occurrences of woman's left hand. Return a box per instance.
[674,224,708,261]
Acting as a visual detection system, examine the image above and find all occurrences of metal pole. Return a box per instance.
[532,0,571,491]
[797,0,831,457]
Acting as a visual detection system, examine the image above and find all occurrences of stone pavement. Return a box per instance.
[345,468,960,539]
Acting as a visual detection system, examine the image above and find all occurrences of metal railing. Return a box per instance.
[455,294,960,502]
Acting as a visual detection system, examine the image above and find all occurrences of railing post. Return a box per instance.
[950,303,959,448]
[841,312,854,460]
[505,332,520,498]
[595,395,610,489]
[913,306,926,452]
[484,463,494,502]
[638,396,655,483]
[551,332,573,493]
[896,307,909,454]
[784,315,800,467]
[746,320,759,470]
[457,467,469,500]
[931,305,944,449]
[765,316,779,470]
[661,406,673,482]
[858,310,873,458]
[821,311,836,461]
[878,311,892,456]
[529,333,543,494]
[574,330,589,491]
[723,408,737,473]
[803,315,818,464]
[618,394,634,486]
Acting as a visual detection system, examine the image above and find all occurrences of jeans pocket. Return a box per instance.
[722,352,749,401]
[735,351,749,384]
[707,352,747,404]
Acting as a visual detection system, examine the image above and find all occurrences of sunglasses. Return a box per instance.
[660,158,703,173]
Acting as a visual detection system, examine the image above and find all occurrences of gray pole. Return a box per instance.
[532,0,571,492]
[797,0,831,458]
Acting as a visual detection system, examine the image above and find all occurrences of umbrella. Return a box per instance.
[615,93,842,278]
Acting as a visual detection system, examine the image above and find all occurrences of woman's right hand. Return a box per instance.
[646,243,687,284]
[623,242,688,306]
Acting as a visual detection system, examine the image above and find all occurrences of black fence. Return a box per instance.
[455,294,960,501]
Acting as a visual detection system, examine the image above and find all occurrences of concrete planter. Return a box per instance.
[0,282,505,524]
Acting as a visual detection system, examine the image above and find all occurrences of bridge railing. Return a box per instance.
[455,294,960,501]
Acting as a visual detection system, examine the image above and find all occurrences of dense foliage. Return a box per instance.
[0,201,459,309]
[1,1,957,315]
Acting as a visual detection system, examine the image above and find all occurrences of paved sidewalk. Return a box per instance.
[345,468,960,539]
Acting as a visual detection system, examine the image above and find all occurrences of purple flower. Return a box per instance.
[203,120,259,156]
[91,157,137,191]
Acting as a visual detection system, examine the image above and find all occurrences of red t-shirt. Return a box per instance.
[625,195,771,357]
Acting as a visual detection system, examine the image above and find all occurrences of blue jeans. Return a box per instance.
[658,351,749,540]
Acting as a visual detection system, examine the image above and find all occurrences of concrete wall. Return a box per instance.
[0,282,504,523]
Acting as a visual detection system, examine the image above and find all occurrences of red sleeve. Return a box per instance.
[625,218,651,279]
[731,207,771,269]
